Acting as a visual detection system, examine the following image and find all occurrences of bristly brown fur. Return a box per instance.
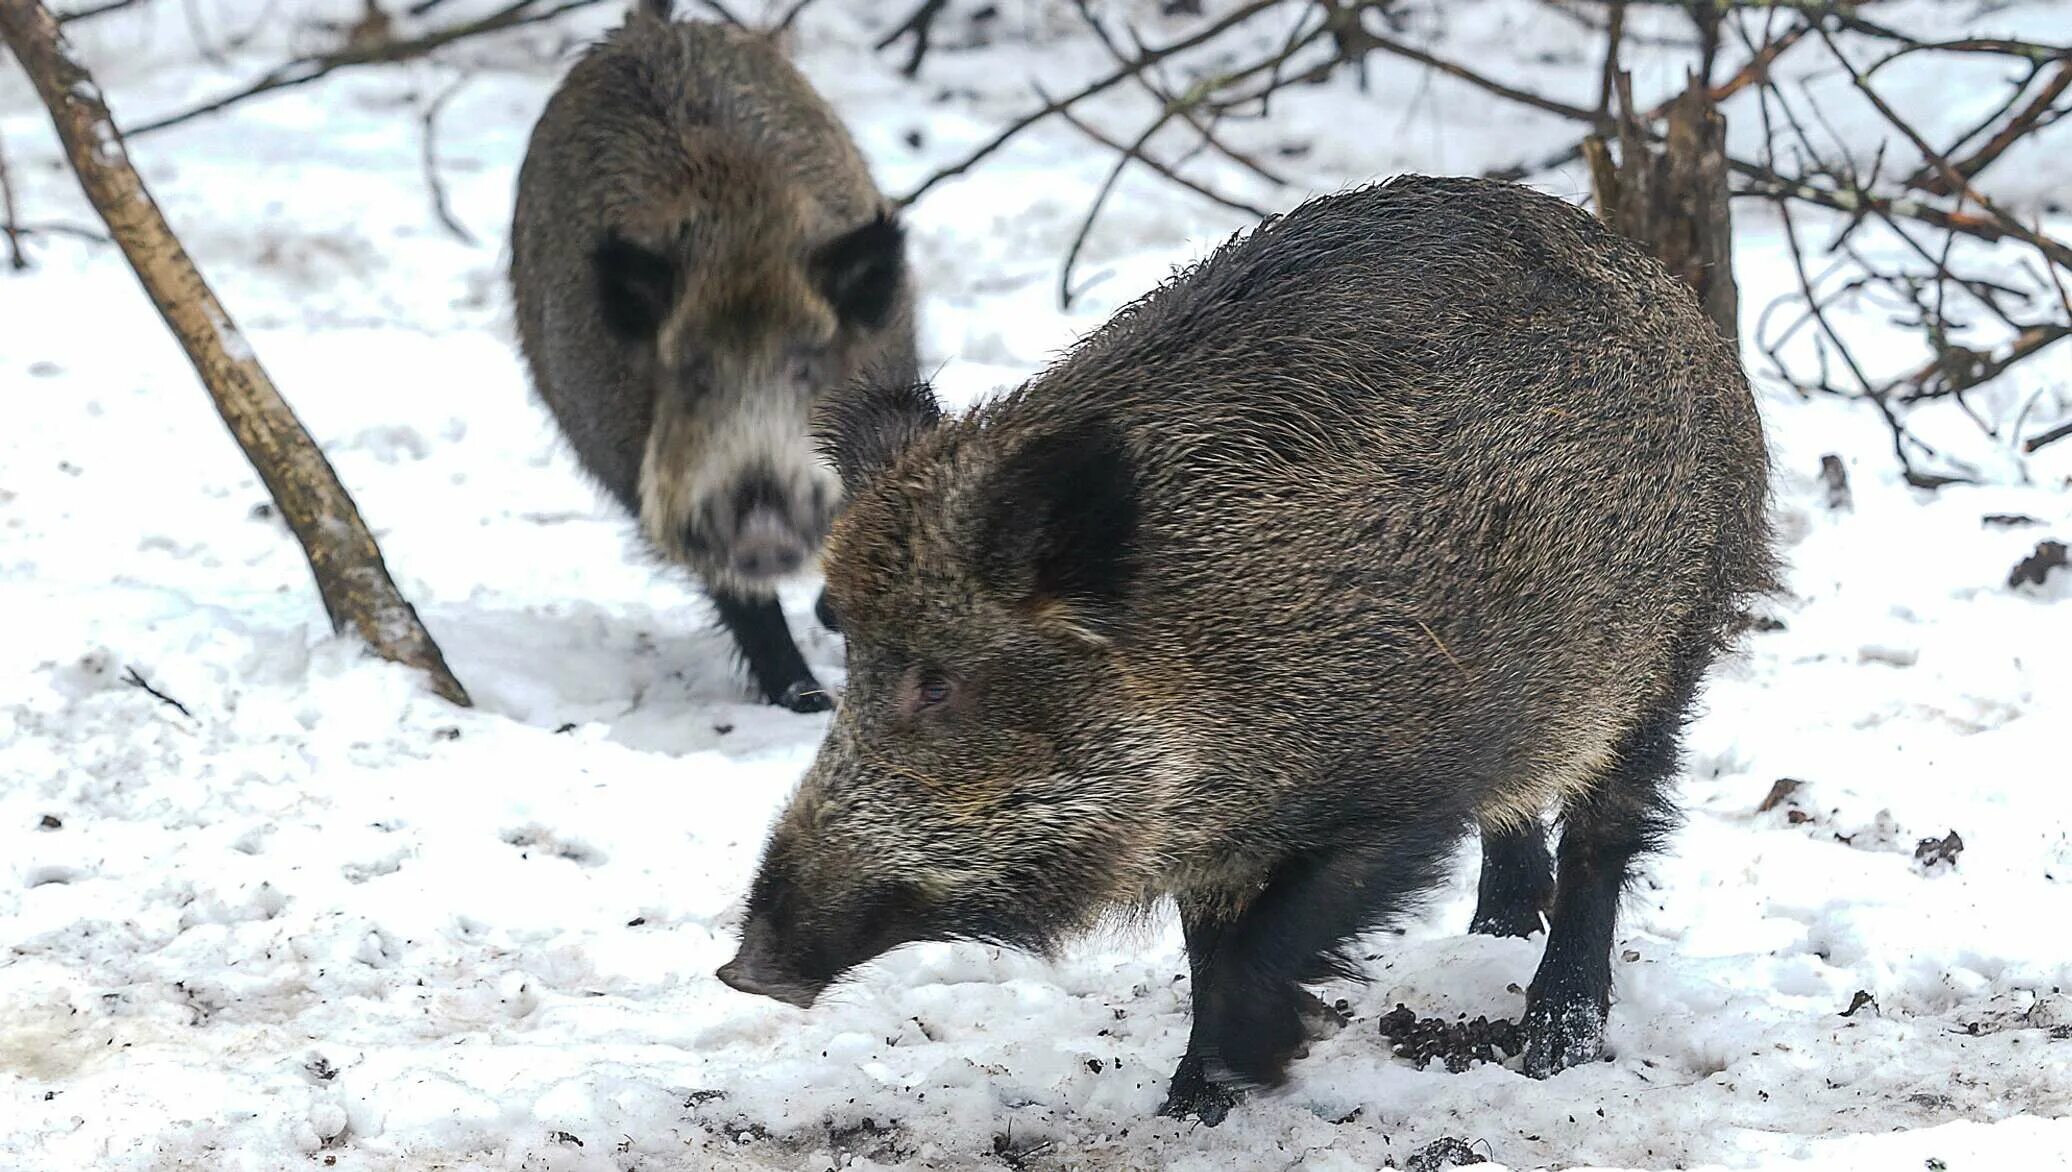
[727,175,1776,1118]
[508,15,917,711]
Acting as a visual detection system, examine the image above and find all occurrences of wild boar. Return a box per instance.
[509,2,917,711]
[718,175,1773,1121]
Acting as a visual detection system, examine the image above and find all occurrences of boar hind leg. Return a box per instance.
[708,589,833,713]
[1521,691,1689,1078]
[1469,820,1554,938]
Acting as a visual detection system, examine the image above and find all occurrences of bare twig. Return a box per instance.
[1490,19,1809,179]
[1912,61,2072,196]
[1816,27,2072,272]
[1049,101,1269,219]
[0,126,24,271]
[54,0,147,22]
[123,666,195,720]
[897,0,1288,207]
[873,0,946,77]
[127,0,612,137]
[1342,25,1599,123]
[1070,0,1290,188]
[420,75,477,245]
[770,0,815,35]
[1059,110,1175,311]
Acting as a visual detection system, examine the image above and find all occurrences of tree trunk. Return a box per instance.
[1584,70,1739,344]
[1,0,471,707]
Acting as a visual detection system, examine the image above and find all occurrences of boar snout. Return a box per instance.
[716,917,826,1008]
[693,469,835,585]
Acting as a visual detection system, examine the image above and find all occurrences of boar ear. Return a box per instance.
[812,213,906,331]
[814,378,943,493]
[593,231,676,340]
[978,418,1138,644]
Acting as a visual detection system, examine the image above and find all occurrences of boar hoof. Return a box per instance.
[1159,1056,1238,1127]
[1520,994,1607,1078]
[775,679,835,714]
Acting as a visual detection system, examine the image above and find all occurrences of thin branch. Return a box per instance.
[872,0,945,77]
[123,666,195,720]
[54,0,147,22]
[127,0,612,138]
[420,75,477,245]
[1490,19,1808,179]
[1048,101,1269,218]
[770,0,815,35]
[1060,110,1175,311]
[0,125,24,270]
[1815,27,2072,272]
[1070,0,1289,189]
[2026,418,2072,454]
[897,0,1288,207]
[1343,25,1599,123]
[1912,61,2072,196]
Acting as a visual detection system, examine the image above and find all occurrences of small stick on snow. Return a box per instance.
[123,666,195,720]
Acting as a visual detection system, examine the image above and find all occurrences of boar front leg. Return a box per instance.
[1469,819,1554,938]
[708,588,833,713]
[1163,824,1462,1123]
[1160,893,1245,1126]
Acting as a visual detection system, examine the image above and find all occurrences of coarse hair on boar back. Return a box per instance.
[719,175,1775,1125]
[508,10,918,713]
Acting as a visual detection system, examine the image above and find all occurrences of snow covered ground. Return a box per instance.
[3,1,2070,1168]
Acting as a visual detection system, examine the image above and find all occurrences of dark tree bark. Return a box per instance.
[1585,70,1739,343]
[1,0,471,707]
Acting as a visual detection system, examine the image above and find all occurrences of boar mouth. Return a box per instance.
[715,951,826,1008]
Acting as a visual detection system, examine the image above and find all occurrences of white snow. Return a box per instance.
[3,1,2070,1169]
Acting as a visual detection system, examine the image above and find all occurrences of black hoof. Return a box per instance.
[1159,1056,1239,1126]
[1520,992,1606,1078]
[774,679,835,713]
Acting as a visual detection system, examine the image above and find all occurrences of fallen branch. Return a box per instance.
[1,0,471,706]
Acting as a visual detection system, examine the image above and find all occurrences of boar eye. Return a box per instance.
[916,675,952,708]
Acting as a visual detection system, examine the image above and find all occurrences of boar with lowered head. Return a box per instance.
[718,176,1773,1122]
[510,2,916,712]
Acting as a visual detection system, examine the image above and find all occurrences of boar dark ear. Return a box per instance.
[814,378,943,493]
[978,418,1138,644]
[812,213,906,331]
[593,231,676,339]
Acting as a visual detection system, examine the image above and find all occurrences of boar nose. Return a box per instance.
[716,932,823,1008]
[729,510,809,579]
